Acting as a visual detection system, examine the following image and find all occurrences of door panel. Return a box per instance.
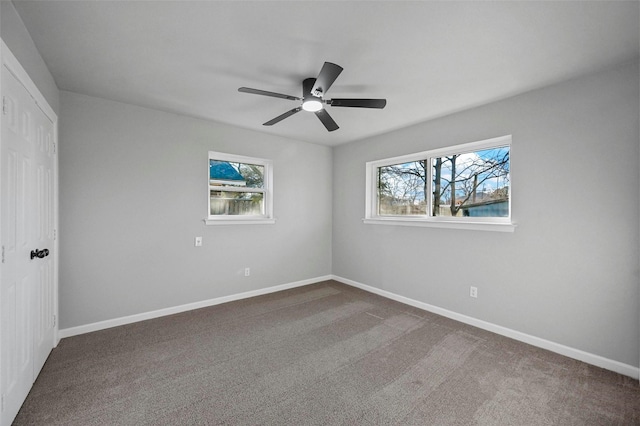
[1,65,35,426]
[1,62,55,425]
[32,98,55,377]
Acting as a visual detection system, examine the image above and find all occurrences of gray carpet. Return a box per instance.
[14,280,640,425]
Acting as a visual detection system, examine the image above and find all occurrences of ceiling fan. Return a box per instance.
[238,62,386,132]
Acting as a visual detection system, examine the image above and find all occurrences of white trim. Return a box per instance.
[367,135,511,171]
[362,218,516,232]
[54,112,60,347]
[209,151,267,166]
[331,275,640,380]
[204,218,276,225]
[1,41,56,124]
[1,40,60,348]
[58,274,639,379]
[58,275,331,338]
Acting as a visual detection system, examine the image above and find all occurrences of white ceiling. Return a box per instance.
[12,1,640,146]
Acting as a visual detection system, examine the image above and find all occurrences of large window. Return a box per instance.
[365,135,513,232]
[206,151,274,225]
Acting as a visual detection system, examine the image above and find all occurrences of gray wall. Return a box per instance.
[59,91,332,328]
[2,0,638,369]
[1,1,59,114]
[332,61,640,368]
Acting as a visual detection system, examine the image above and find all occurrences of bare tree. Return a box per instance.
[379,148,509,217]
[434,149,509,216]
[378,161,427,214]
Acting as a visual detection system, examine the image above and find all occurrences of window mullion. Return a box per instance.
[209,185,265,194]
[365,135,512,229]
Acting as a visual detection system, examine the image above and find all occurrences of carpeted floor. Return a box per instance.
[14,280,640,425]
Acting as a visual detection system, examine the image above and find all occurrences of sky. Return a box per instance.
[380,146,510,204]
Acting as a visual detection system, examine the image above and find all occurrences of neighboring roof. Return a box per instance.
[209,161,245,183]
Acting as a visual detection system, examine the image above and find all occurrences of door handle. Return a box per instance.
[30,248,49,260]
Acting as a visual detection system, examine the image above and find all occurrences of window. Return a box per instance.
[205,151,274,225]
[365,135,514,232]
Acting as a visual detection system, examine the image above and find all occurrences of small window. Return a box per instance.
[365,136,513,232]
[206,151,274,225]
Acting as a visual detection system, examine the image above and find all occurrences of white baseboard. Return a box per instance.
[58,274,639,380]
[58,275,332,339]
[331,275,640,380]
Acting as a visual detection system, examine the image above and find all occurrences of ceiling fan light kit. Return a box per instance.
[238,62,386,132]
[302,99,323,112]
[302,78,324,112]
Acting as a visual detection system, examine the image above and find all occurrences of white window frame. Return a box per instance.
[364,135,515,232]
[205,151,275,225]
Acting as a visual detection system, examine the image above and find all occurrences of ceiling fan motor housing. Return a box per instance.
[302,78,324,111]
[238,62,386,131]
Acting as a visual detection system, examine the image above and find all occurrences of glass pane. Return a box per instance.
[377,160,428,215]
[432,146,510,217]
[209,160,264,188]
[210,190,264,216]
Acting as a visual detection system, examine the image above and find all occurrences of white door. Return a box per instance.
[31,81,56,378]
[1,60,56,425]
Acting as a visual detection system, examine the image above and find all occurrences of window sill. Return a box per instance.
[204,218,276,226]
[362,217,515,233]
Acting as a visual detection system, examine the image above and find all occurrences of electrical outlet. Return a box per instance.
[194,237,203,247]
[470,286,478,298]
[244,267,250,276]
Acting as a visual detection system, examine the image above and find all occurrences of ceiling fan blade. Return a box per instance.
[263,107,302,126]
[328,98,387,109]
[311,62,343,96]
[315,109,339,132]
[239,87,301,101]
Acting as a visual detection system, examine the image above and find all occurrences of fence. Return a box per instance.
[210,198,261,216]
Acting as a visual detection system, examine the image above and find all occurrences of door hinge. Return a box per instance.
[1,394,4,412]
[2,96,6,115]
[53,314,56,327]
[1,245,4,264]
[53,229,57,240]
[53,142,56,154]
